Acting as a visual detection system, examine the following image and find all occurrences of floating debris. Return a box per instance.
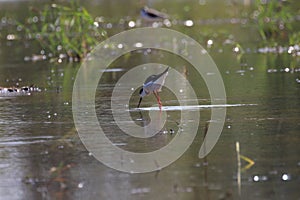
[78,182,84,189]
[23,176,46,185]
[235,70,246,74]
[128,21,136,28]
[266,67,300,74]
[6,34,17,41]
[113,143,127,146]
[117,43,124,49]
[257,45,300,55]
[252,175,268,182]
[0,85,41,97]
[267,69,278,73]
[173,185,193,193]
[207,39,213,48]
[169,129,175,134]
[281,173,291,181]
[151,21,162,28]
[134,42,143,48]
[131,187,150,194]
[194,163,201,168]
[24,54,47,62]
[163,19,172,27]
[233,46,240,53]
[106,23,113,29]
[184,20,194,27]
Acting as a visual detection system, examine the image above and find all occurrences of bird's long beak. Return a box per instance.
[137,97,143,108]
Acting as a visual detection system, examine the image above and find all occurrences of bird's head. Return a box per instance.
[140,7,148,16]
[139,88,148,97]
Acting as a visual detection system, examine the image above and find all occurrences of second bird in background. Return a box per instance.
[140,6,169,21]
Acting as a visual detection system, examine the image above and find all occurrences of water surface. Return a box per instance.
[0,0,300,199]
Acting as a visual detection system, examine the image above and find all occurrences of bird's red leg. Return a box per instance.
[153,91,162,110]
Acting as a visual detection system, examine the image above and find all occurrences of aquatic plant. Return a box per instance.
[289,31,300,46]
[19,0,106,62]
[252,0,293,45]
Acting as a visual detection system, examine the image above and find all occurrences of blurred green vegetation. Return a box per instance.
[252,0,295,45]
[18,0,107,61]
[0,0,299,63]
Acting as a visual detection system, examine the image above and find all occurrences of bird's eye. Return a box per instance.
[139,88,143,94]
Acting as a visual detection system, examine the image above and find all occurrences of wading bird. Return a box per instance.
[137,67,169,110]
[140,6,169,21]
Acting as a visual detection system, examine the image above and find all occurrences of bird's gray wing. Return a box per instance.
[144,75,157,86]
[143,67,169,92]
[144,7,169,19]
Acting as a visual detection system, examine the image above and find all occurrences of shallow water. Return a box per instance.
[1,0,300,200]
